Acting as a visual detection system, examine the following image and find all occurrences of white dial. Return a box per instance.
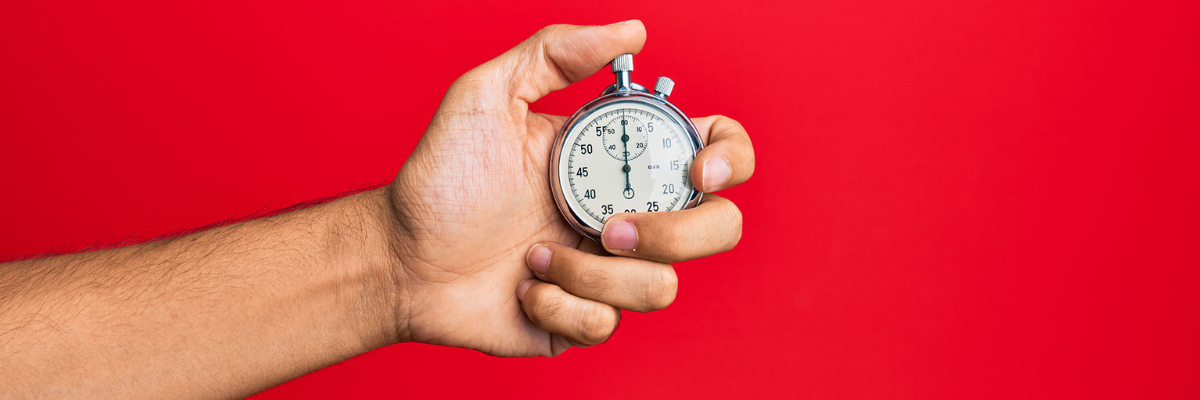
[559,100,695,231]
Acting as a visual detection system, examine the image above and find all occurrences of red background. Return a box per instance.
[2,0,1198,398]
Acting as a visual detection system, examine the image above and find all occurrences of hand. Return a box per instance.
[384,21,756,356]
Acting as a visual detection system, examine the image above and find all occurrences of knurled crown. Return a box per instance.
[611,54,633,73]
[655,76,675,97]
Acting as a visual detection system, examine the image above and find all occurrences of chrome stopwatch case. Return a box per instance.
[549,53,704,241]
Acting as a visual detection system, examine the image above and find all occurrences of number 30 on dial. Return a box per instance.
[549,53,704,241]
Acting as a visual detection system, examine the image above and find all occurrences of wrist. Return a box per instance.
[325,187,411,348]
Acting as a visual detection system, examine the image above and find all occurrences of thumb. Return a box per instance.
[464,21,647,104]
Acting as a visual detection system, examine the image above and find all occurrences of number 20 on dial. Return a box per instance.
[549,53,704,241]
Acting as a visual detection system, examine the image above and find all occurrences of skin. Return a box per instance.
[0,21,755,399]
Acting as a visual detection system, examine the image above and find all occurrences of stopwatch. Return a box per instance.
[549,53,704,241]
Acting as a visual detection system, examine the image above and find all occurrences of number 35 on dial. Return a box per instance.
[550,53,704,241]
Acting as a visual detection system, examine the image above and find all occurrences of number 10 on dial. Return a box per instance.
[550,53,704,241]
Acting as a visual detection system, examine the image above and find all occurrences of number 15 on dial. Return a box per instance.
[550,53,704,241]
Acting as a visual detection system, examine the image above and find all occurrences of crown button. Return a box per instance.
[654,76,675,98]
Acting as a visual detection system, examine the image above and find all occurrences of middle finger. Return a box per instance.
[527,242,678,313]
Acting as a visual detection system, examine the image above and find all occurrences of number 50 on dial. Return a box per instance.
[549,53,704,241]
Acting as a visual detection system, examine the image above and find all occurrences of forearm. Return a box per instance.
[0,188,404,399]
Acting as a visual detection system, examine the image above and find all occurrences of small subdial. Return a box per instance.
[601,115,649,161]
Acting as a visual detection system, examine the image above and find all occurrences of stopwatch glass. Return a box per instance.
[560,100,695,231]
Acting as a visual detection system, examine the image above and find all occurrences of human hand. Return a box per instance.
[384,21,755,356]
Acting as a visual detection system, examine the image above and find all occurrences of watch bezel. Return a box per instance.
[549,89,705,242]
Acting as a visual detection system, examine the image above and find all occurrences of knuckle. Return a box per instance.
[641,266,678,311]
[715,114,745,133]
[577,267,614,297]
[530,289,565,324]
[729,117,747,133]
[534,24,569,41]
[713,115,753,145]
[655,222,693,262]
[447,74,473,94]
[577,305,619,345]
[454,67,488,86]
[448,68,493,98]
[721,201,744,252]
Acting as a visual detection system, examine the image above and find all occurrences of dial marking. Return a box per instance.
[565,102,694,224]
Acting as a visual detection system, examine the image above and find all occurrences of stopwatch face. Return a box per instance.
[557,99,698,233]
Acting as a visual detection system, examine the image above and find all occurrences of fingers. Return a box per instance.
[517,280,621,347]
[690,115,755,192]
[466,21,647,104]
[601,194,742,263]
[527,243,677,313]
[576,235,609,256]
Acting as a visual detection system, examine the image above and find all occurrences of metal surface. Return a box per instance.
[655,76,674,98]
[611,53,633,72]
[612,53,633,90]
[549,53,704,242]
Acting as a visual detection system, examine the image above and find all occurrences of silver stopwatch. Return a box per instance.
[550,53,704,241]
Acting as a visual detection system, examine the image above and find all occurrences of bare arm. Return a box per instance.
[0,21,755,399]
[0,189,403,399]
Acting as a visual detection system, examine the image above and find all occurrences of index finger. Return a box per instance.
[690,115,755,192]
[600,194,743,263]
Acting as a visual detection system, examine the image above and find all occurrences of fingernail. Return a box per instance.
[602,218,638,251]
[607,19,637,26]
[517,280,534,301]
[702,157,731,192]
[527,244,551,276]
